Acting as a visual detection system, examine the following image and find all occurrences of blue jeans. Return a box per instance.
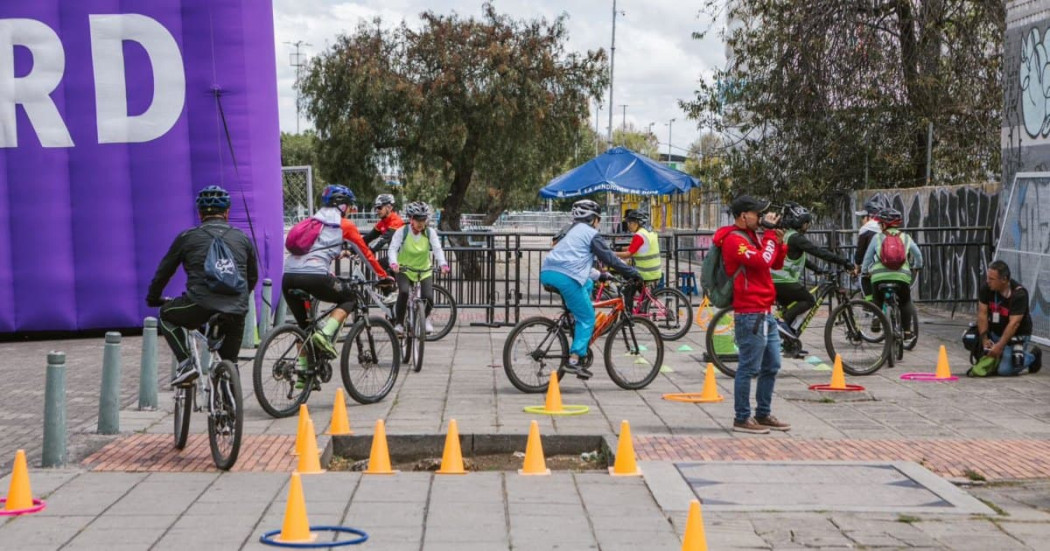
[989,333,1035,376]
[734,312,781,422]
[540,271,594,357]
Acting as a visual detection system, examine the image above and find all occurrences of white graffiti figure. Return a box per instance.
[1020,27,1050,138]
[214,258,236,276]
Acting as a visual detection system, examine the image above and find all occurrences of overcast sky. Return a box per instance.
[272,0,726,155]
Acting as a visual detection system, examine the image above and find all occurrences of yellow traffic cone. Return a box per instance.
[829,354,847,390]
[681,499,708,551]
[518,420,550,476]
[697,364,724,402]
[544,372,564,413]
[436,419,467,475]
[275,473,317,543]
[296,418,325,474]
[364,419,395,475]
[327,388,353,436]
[609,420,642,476]
[292,404,310,456]
[2,450,35,512]
[935,345,952,379]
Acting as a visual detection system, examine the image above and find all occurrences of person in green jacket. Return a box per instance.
[861,207,923,341]
[388,201,450,334]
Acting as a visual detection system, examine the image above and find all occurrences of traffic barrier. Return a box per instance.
[436,419,467,475]
[97,332,122,434]
[138,317,158,410]
[42,352,67,468]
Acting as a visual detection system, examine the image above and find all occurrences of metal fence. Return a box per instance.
[281,166,313,227]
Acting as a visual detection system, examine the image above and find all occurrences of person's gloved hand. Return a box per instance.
[146,296,166,308]
[389,263,400,273]
[440,265,450,275]
[598,271,615,283]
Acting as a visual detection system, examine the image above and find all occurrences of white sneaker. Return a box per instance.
[425,319,434,334]
[394,324,404,335]
[382,293,398,305]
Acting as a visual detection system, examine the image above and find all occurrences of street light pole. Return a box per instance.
[666,118,675,164]
[620,104,628,133]
[607,0,619,148]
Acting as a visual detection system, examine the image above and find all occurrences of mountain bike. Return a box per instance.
[254,276,399,411]
[349,255,458,341]
[873,281,917,367]
[168,310,243,471]
[850,281,919,353]
[703,269,890,377]
[502,277,664,393]
[394,266,433,373]
[593,278,693,340]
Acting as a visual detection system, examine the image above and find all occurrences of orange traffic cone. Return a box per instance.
[2,450,37,514]
[681,499,708,551]
[364,419,395,475]
[292,404,310,456]
[829,355,847,390]
[327,388,353,436]
[544,372,564,413]
[697,364,724,402]
[275,473,317,544]
[296,418,325,474]
[609,420,642,476]
[935,345,953,379]
[436,419,467,475]
[518,420,550,476]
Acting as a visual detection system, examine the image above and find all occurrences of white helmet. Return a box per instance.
[571,199,602,221]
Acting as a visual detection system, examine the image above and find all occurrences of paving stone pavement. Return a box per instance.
[2,305,1049,549]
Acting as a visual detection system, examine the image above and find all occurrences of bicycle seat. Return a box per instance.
[876,281,905,294]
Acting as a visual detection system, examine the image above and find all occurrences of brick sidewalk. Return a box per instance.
[83,434,297,472]
[636,436,1050,481]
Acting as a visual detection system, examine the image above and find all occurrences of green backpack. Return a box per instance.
[966,355,997,377]
[700,229,754,309]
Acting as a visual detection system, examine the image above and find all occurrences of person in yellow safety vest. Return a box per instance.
[861,207,923,341]
[615,210,663,285]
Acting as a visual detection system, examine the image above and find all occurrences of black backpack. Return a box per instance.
[200,226,246,295]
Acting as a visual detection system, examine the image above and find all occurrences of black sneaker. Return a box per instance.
[171,359,199,386]
[1030,347,1043,374]
[870,318,882,333]
[562,359,593,380]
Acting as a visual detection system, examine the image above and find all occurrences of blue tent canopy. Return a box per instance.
[539,147,700,199]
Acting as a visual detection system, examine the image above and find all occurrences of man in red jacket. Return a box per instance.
[713,195,790,434]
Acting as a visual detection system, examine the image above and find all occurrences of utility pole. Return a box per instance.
[666,118,675,165]
[620,104,628,133]
[286,40,311,134]
[607,0,622,148]
[925,121,933,185]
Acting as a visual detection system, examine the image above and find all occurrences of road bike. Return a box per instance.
[703,269,891,377]
[170,311,243,470]
[502,277,664,393]
[592,278,693,340]
[254,276,400,411]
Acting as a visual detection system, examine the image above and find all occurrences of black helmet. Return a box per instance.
[624,209,649,225]
[374,194,396,209]
[781,202,812,230]
[856,198,883,217]
[874,207,902,227]
[196,185,231,214]
[571,199,602,221]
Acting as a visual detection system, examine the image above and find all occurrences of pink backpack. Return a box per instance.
[285,217,338,255]
[880,233,907,270]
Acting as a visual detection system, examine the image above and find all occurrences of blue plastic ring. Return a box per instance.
[259,525,369,548]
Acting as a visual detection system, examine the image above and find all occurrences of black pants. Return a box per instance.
[861,274,873,300]
[159,295,244,363]
[282,272,356,329]
[873,282,916,333]
[774,282,814,329]
[395,273,433,325]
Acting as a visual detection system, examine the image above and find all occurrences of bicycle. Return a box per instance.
[254,276,400,412]
[168,310,243,471]
[349,254,458,342]
[393,266,433,373]
[502,277,665,393]
[593,278,693,340]
[850,281,919,354]
[873,281,918,367]
[703,268,890,377]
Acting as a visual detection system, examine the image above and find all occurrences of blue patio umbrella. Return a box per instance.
[539,147,700,199]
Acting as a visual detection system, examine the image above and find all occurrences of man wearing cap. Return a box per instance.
[712,195,790,434]
[854,198,883,305]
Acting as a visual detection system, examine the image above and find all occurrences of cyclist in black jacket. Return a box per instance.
[146,186,258,385]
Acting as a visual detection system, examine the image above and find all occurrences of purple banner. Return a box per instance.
[0,0,282,331]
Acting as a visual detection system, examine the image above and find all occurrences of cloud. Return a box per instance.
[273,0,725,151]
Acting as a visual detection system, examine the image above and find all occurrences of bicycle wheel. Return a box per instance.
[824,300,890,375]
[426,284,457,341]
[411,300,426,372]
[648,288,693,341]
[173,384,192,450]
[503,317,567,393]
[208,361,243,470]
[340,316,400,404]
[904,307,919,351]
[704,307,739,377]
[253,325,313,418]
[604,316,664,390]
[888,303,904,361]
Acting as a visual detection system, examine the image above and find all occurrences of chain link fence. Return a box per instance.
[281,166,313,228]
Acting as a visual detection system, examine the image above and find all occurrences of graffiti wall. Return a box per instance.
[1004,2,1050,189]
[996,174,1050,342]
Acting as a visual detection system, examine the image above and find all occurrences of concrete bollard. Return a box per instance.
[97,332,122,434]
[138,317,158,410]
[274,291,287,326]
[242,290,257,349]
[170,356,177,386]
[42,351,67,467]
[261,278,272,339]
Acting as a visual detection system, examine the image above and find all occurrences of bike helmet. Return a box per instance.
[781,202,812,230]
[373,193,396,209]
[404,201,430,220]
[321,185,355,209]
[571,199,602,221]
[196,185,231,214]
[624,209,649,225]
[874,207,902,227]
[856,197,884,217]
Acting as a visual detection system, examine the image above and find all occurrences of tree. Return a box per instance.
[298,3,608,231]
[683,0,1003,208]
[612,125,660,159]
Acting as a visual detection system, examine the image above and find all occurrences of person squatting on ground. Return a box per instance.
[147,185,258,385]
[713,195,791,434]
[772,202,853,349]
[282,185,392,362]
[540,199,641,379]
[364,193,405,274]
[861,207,923,341]
[615,209,663,286]
[387,201,450,335]
[977,260,1042,376]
